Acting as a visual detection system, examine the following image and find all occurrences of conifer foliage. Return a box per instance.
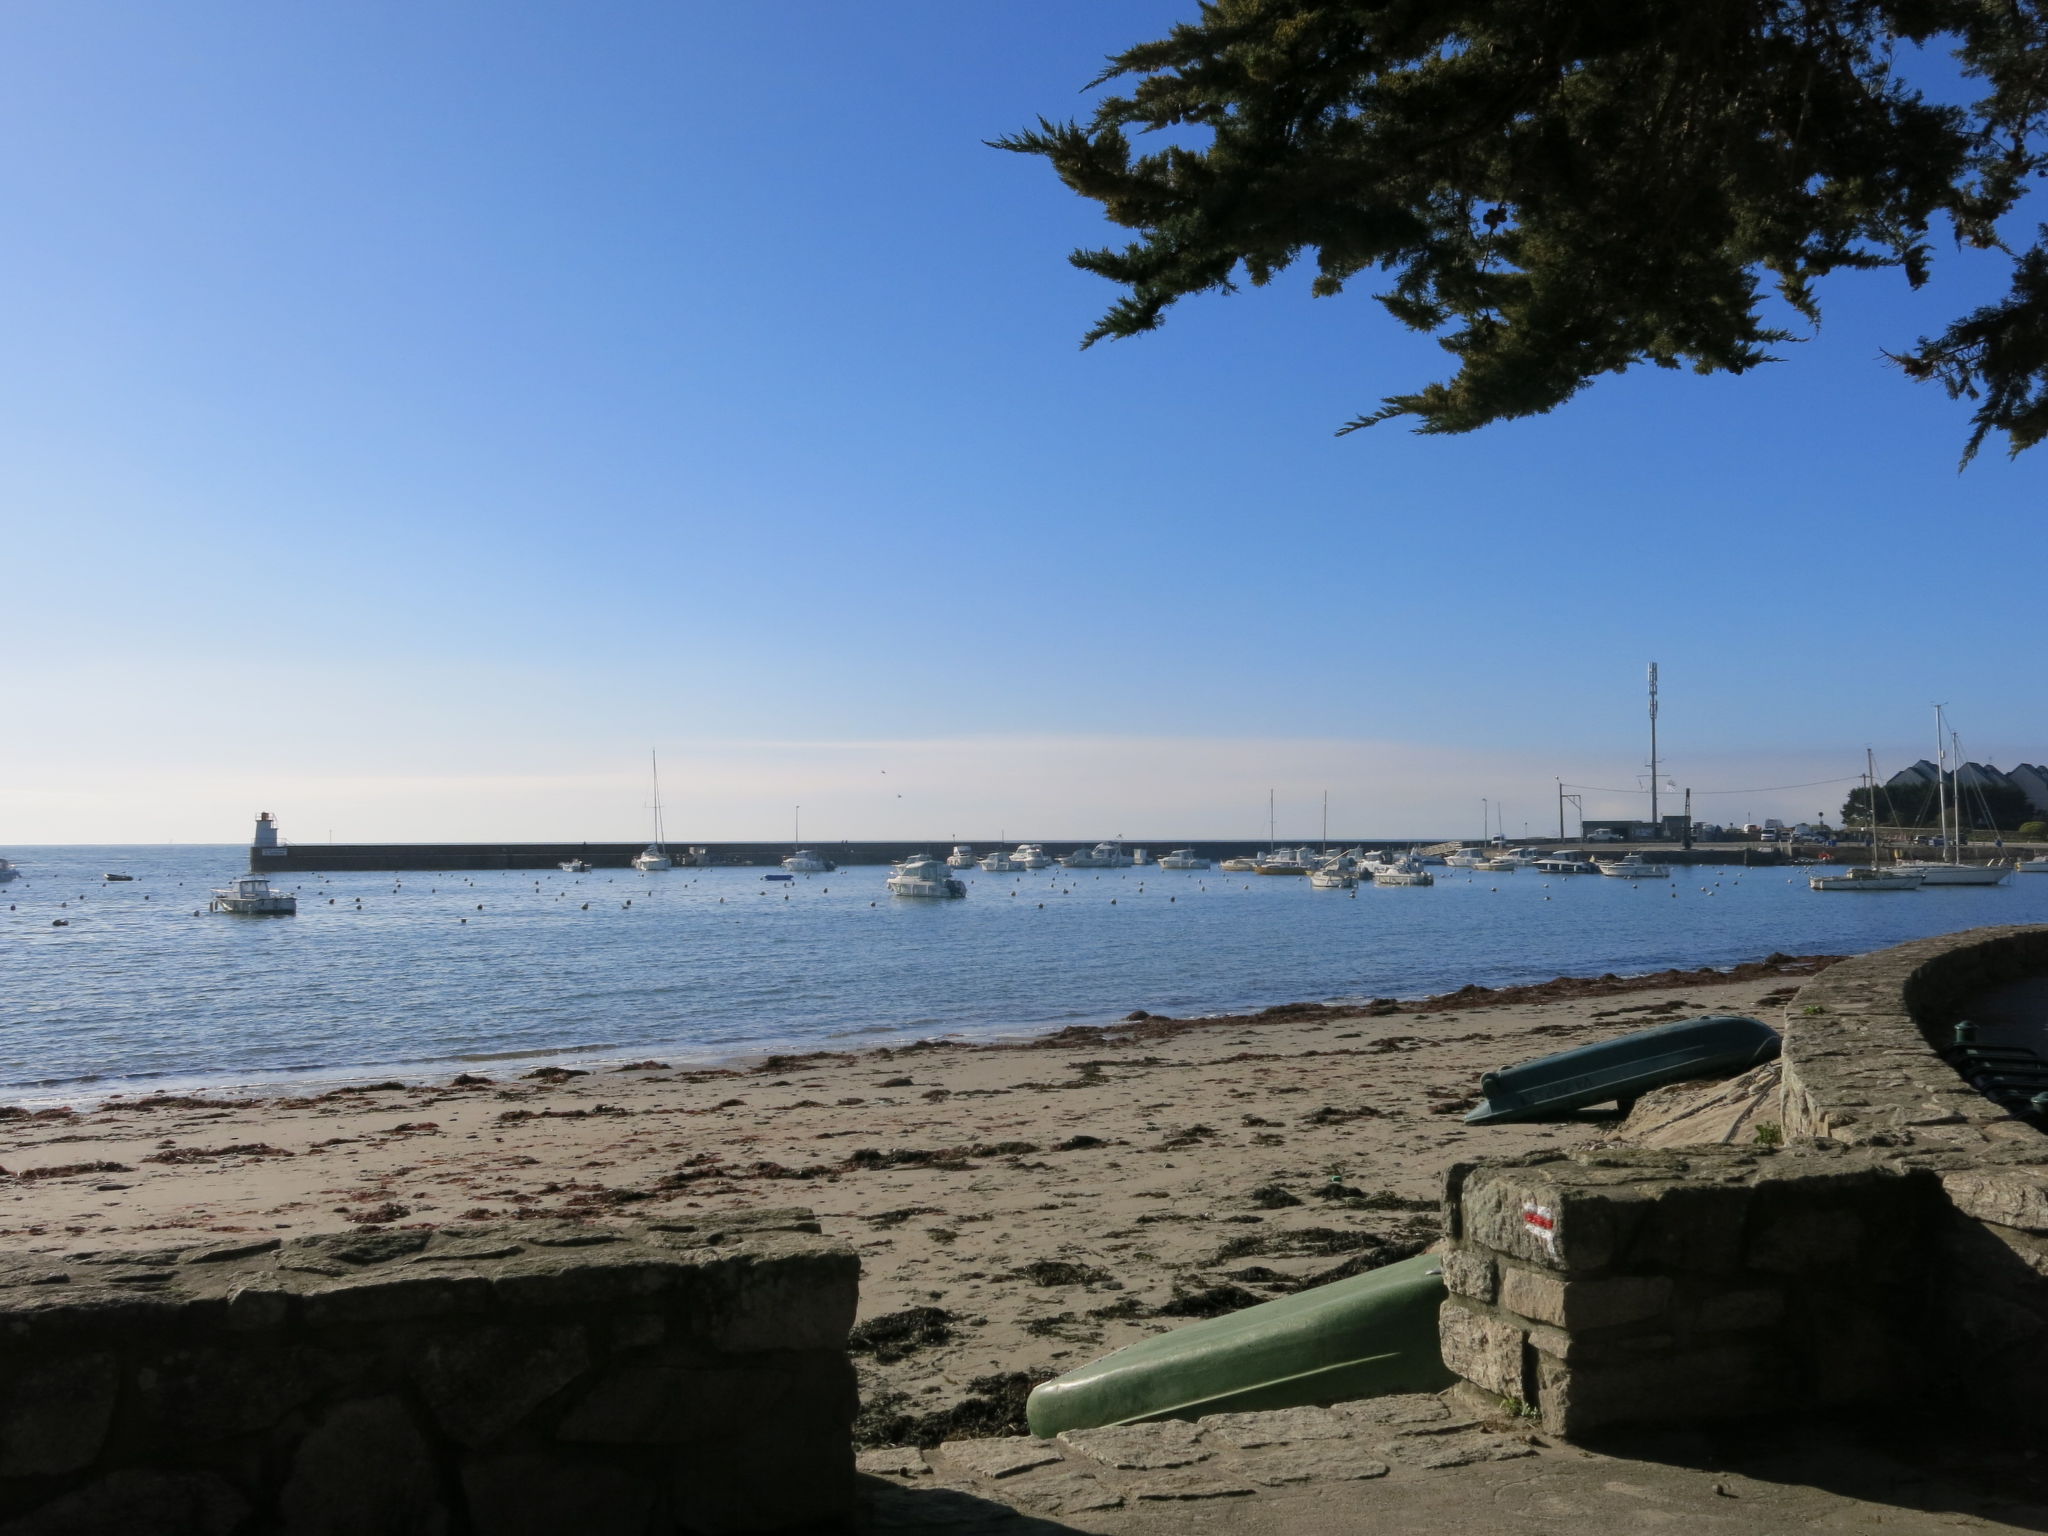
[996,0,2048,461]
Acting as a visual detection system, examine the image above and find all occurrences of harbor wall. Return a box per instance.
[248,840,1812,873]
[1438,924,2048,1438]
[0,1210,858,1535]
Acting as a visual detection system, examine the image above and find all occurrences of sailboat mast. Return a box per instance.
[1268,788,1275,851]
[1648,663,1660,828]
[1933,705,1950,858]
[1321,791,1328,855]
[650,749,667,855]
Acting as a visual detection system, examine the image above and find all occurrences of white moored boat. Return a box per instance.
[979,851,1022,872]
[946,845,978,869]
[1219,856,1259,871]
[1372,856,1435,887]
[559,859,592,873]
[1889,860,2009,886]
[1012,843,1055,870]
[1598,854,1670,879]
[1157,849,1210,870]
[632,750,674,871]
[887,855,967,899]
[1534,852,1598,874]
[1060,842,1133,869]
[1254,846,1315,875]
[1811,866,1923,891]
[783,850,836,873]
[1309,858,1358,888]
[210,874,296,914]
[2020,856,2048,874]
[1443,849,1489,869]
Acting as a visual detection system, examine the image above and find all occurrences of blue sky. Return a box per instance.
[2,2,2041,845]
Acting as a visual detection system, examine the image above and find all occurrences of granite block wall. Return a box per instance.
[0,1209,857,1535]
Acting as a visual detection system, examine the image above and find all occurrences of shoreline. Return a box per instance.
[12,949,1844,1113]
[0,954,1818,1445]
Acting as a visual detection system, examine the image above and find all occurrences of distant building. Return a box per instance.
[1884,759,2048,817]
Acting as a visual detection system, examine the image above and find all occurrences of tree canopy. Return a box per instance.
[997,0,2048,461]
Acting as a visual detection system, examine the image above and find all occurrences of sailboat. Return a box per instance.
[782,806,836,873]
[1811,750,1921,891]
[631,751,674,872]
[1887,709,2009,886]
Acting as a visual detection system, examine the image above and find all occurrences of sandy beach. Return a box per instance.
[0,955,1828,1443]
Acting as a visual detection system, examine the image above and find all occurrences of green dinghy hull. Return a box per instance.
[1024,1252,1452,1438]
[1464,1012,1780,1125]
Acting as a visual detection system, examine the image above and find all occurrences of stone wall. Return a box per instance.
[1436,1147,1937,1437]
[1439,925,2048,1438]
[0,1209,858,1535]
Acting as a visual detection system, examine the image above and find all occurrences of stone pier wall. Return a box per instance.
[1439,925,2048,1438]
[0,1209,857,1535]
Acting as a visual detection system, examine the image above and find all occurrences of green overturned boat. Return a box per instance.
[1464,1012,1780,1125]
[1024,1251,1451,1438]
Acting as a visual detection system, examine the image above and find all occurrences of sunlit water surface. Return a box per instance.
[4,845,2044,1102]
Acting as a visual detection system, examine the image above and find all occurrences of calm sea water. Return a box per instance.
[3,844,2044,1103]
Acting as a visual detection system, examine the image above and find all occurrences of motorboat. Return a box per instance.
[979,851,1022,872]
[1372,857,1435,887]
[559,859,592,873]
[946,846,978,869]
[1810,867,1923,891]
[631,846,673,872]
[1157,849,1210,870]
[783,850,836,873]
[1475,857,1519,873]
[1309,863,1358,889]
[1534,852,1599,874]
[1495,847,1546,868]
[1061,841,1134,869]
[210,874,297,915]
[1597,854,1670,879]
[1443,849,1490,869]
[1025,1251,1450,1437]
[886,855,967,899]
[104,873,135,882]
[1129,848,1152,866]
[0,859,16,884]
[1465,1014,1780,1124]
[2020,856,2048,874]
[1218,856,1259,872]
[1012,843,1055,870]
[1254,847,1315,875]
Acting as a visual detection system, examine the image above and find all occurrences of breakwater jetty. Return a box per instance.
[250,839,1429,873]
[248,839,1804,873]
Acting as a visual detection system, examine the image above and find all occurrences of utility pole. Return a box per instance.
[1683,787,1693,850]
[1647,662,1661,829]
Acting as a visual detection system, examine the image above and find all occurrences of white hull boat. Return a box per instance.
[1890,861,2009,886]
[887,856,967,899]
[211,875,296,914]
[1012,844,1055,870]
[979,853,1022,872]
[1810,867,1924,891]
[1598,855,1670,879]
[559,859,592,873]
[632,847,673,872]
[2020,857,2048,874]
[1218,857,1259,872]
[946,846,978,869]
[1309,866,1358,889]
[783,851,836,873]
[1373,856,1435,886]
[1157,849,1210,870]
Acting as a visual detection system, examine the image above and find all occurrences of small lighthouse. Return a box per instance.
[253,812,282,851]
